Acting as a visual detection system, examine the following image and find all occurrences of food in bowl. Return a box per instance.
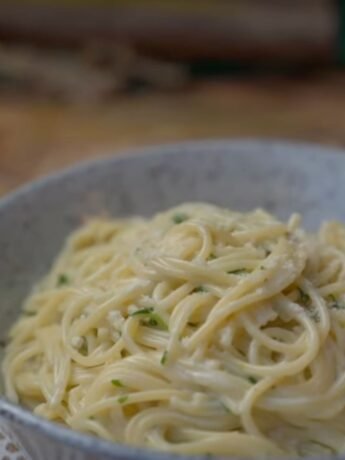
[3,202,345,457]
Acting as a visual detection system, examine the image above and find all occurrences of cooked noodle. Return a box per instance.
[4,203,345,457]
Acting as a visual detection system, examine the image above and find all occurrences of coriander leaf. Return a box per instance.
[192,286,207,293]
[111,379,124,388]
[172,213,189,224]
[298,288,311,306]
[57,273,69,287]
[147,317,158,327]
[118,395,128,404]
[328,295,345,310]
[147,313,168,330]
[130,308,154,316]
[129,307,169,331]
[130,308,168,331]
[227,269,249,275]
[160,350,168,365]
[248,376,257,384]
[188,321,198,327]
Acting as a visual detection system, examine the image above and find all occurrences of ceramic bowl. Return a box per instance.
[1,140,345,460]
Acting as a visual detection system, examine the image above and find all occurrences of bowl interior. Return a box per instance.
[0,139,344,390]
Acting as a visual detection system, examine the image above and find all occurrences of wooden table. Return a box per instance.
[1,72,345,197]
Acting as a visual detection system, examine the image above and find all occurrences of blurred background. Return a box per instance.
[0,0,344,196]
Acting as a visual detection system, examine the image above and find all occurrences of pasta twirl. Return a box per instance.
[4,203,345,457]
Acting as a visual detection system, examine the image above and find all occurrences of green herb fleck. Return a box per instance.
[192,286,207,293]
[111,379,124,388]
[118,395,128,404]
[248,376,257,384]
[298,288,311,306]
[147,313,168,330]
[24,310,36,316]
[89,416,95,420]
[328,294,345,310]
[227,269,249,275]
[160,350,168,365]
[79,336,88,356]
[57,273,69,287]
[172,213,189,224]
[265,249,271,256]
[147,317,158,327]
[188,321,198,327]
[130,308,168,331]
[130,307,154,316]
[208,253,217,260]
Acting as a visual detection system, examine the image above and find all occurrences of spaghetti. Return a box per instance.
[4,203,345,457]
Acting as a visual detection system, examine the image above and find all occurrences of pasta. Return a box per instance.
[4,202,345,457]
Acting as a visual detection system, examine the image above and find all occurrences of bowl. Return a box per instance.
[0,139,345,460]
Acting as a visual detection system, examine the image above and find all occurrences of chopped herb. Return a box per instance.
[192,286,207,293]
[147,317,158,327]
[248,376,257,384]
[147,313,168,330]
[227,269,249,275]
[188,321,198,327]
[79,336,88,356]
[130,307,154,316]
[111,379,124,388]
[160,350,168,365]
[57,273,69,287]
[172,213,189,224]
[328,295,345,310]
[208,253,217,260]
[265,249,271,256]
[89,416,95,420]
[260,266,265,270]
[118,395,128,404]
[130,308,168,331]
[298,288,311,306]
[24,310,36,316]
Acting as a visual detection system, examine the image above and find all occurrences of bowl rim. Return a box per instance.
[1,138,345,460]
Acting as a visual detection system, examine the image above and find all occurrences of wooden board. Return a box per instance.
[1,73,345,197]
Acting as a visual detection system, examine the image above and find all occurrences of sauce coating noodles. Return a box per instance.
[4,203,345,457]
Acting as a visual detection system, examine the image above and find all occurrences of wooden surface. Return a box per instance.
[1,71,345,197]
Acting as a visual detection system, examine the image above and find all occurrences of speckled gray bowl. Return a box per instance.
[1,140,345,460]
